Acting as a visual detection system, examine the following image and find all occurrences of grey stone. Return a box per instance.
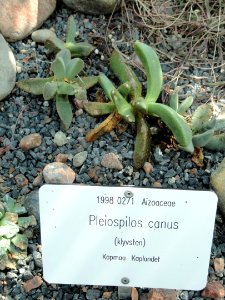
[33,251,42,268]
[0,34,16,100]
[53,131,68,147]
[86,289,101,300]
[31,29,56,43]
[210,157,225,217]
[73,151,88,167]
[164,169,176,178]
[24,190,40,224]
[63,0,121,15]
[22,270,33,281]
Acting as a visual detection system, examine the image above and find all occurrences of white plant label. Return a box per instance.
[39,184,217,290]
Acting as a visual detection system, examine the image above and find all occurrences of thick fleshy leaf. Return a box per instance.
[18,216,37,229]
[118,82,132,99]
[0,238,10,256]
[191,104,215,133]
[3,195,26,215]
[66,16,77,44]
[147,103,194,153]
[205,132,225,150]
[192,129,214,147]
[45,36,65,53]
[177,96,193,115]
[169,93,178,111]
[214,107,225,131]
[73,76,98,89]
[11,234,28,250]
[43,82,57,100]
[51,56,66,80]
[135,97,148,114]
[16,78,52,95]
[98,73,116,101]
[67,42,94,57]
[56,49,71,66]
[0,220,19,238]
[57,82,76,95]
[85,112,122,142]
[0,254,16,270]
[3,195,14,212]
[84,102,115,116]
[9,243,27,260]
[0,202,4,220]
[56,94,73,130]
[74,87,87,100]
[133,114,151,169]
[3,212,18,224]
[66,58,84,79]
[134,41,163,103]
[110,50,142,99]
[111,89,135,123]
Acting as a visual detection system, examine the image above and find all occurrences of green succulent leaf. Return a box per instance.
[118,82,132,99]
[3,212,18,224]
[45,36,65,53]
[177,96,193,115]
[18,216,37,229]
[66,58,84,79]
[191,104,215,133]
[0,219,19,238]
[135,97,148,114]
[134,41,163,103]
[147,103,194,153]
[43,82,57,100]
[11,234,28,250]
[110,50,142,99]
[57,82,76,95]
[169,93,178,111]
[83,102,115,116]
[56,49,71,66]
[9,243,27,260]
[66,42,94,57]
[56,94,73,130]
[73,76,98,89]
[51,56,66,80]
[205,132,225,150]
[3,195,26,215]
[111,89,135,123]
[98,73,116,101]
[133,113,151,169]
[214,108,225,131]
[0,238,10,256]
[3,195,15,213]
[66,16,77,44]
[74,87,87,100]
[192,129,214,147]
[16,78,52,95]
[0,202,5,220]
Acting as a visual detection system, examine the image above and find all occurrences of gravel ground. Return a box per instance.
[0,2,225,299]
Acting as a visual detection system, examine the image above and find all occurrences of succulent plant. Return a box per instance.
[42,16,94,57]
[0,194,36,270]
[190,103,225,150]
[84,41,194,168]
[17,49,98,130]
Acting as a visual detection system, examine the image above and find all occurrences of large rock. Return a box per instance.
[0,34,16,100]
[63,0,121,15]
[210,158,225,217]
[0,0,56,42]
